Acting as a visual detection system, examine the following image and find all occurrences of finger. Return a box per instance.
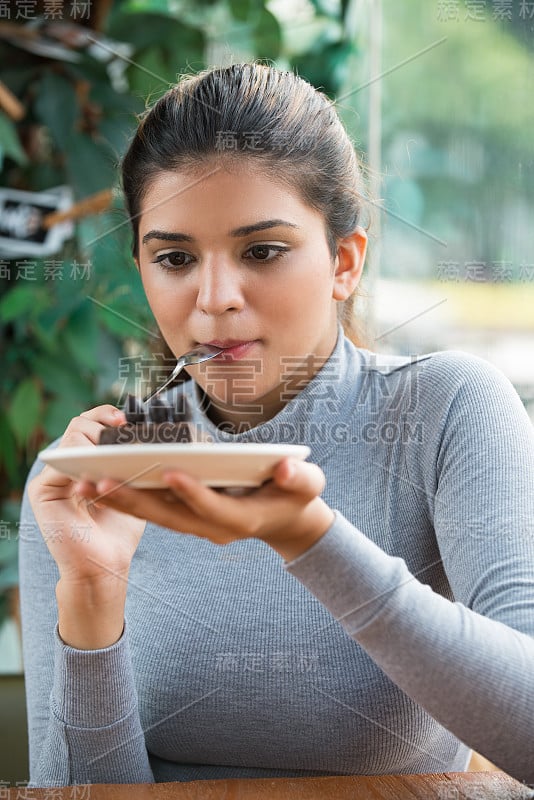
[80,405,126,425]
[163,471,261,544]
[61,419,107,447]
[162,471,257,534]
[28,465,73,505]
[72,479,109,509]
[39,464,73,486]
[91,479,199,531]
[75,479,174,509]
[61,409,125,447]
[272,458,325,498]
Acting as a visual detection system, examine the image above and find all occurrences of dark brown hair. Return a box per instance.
[122,62,367,346]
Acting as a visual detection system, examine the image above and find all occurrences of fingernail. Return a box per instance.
[164,471,185,488]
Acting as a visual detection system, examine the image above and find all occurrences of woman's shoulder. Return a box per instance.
[350,342,530,432]
[355,343,517,396]
[413,348,524,413]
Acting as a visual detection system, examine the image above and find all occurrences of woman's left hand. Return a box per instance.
[74,457,335,562]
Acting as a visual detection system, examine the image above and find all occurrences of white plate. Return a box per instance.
[38,443,311,489]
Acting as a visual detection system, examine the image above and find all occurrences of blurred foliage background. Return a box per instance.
[370,2,534,432]
[1,0,533,646]
[0,0,361,637]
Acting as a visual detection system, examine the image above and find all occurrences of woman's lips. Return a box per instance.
[203,340,259,361]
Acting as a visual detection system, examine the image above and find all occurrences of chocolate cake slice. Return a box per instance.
[99,394,197,445]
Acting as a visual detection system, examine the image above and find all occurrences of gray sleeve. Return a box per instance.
[19,455,154,787]
[285,357,534,785]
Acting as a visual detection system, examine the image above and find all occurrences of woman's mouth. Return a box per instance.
[202,340,259,361]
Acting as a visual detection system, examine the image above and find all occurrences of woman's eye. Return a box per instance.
[245,245,288,262]
[154,251,193,270]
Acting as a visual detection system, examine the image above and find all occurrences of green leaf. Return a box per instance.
[0,413,19,484]
[0,285,49,323]
[291,39,354,97]
[308,0,341,17]
[98,117,136,160]
[6,379,42,446]
[64,133,117,198]
[0,68,33,97]
[228,0,254,21]
[253,8,282,59]
[60,303,100,371]
[0,499,22,526]
[126,46,174,99]
[110,12,201,53]
[32,300,73,340]
[96,297,156,341]
[88,81,143,115]
[94,328,124,397]
[34,72,78,151]
[110,15,205,99]
[0,534,19,590]
[0,110,27,166]
[162,24,205,75]
[26,161,66,192]
[43,396,87,440]
[32,355,90,404]
[119,0,179,14]
[75,209,124,263]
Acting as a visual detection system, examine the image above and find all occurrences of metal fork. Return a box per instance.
[143,344,223,403]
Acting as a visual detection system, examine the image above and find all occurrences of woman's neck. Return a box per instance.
[198,352,332,434]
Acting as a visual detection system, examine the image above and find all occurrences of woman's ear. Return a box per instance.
[332,227,367,301]
[134,256,140,272]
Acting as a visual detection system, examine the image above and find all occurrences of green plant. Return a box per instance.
[0,0,359,631]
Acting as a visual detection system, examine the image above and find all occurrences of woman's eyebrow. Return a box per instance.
[230,219,299,237]
[142,230,193,245]
[141,219,299,245]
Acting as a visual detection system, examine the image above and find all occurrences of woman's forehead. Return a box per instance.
[138,165,320,230]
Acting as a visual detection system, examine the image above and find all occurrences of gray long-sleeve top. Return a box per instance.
[19,332,534,786]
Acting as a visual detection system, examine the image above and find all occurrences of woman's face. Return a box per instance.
[136,165,366,428]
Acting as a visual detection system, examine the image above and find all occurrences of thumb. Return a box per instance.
[272,458,325,499]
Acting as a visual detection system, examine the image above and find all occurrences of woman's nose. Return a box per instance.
[195,259,245,316]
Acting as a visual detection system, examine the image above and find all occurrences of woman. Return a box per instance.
[20,62,534,786]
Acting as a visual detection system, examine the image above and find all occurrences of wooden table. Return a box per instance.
[9,773,534,800]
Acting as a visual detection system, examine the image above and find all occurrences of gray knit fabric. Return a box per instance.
[19,330,534,786]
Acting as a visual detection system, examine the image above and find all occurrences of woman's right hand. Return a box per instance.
[28,405,147,648]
